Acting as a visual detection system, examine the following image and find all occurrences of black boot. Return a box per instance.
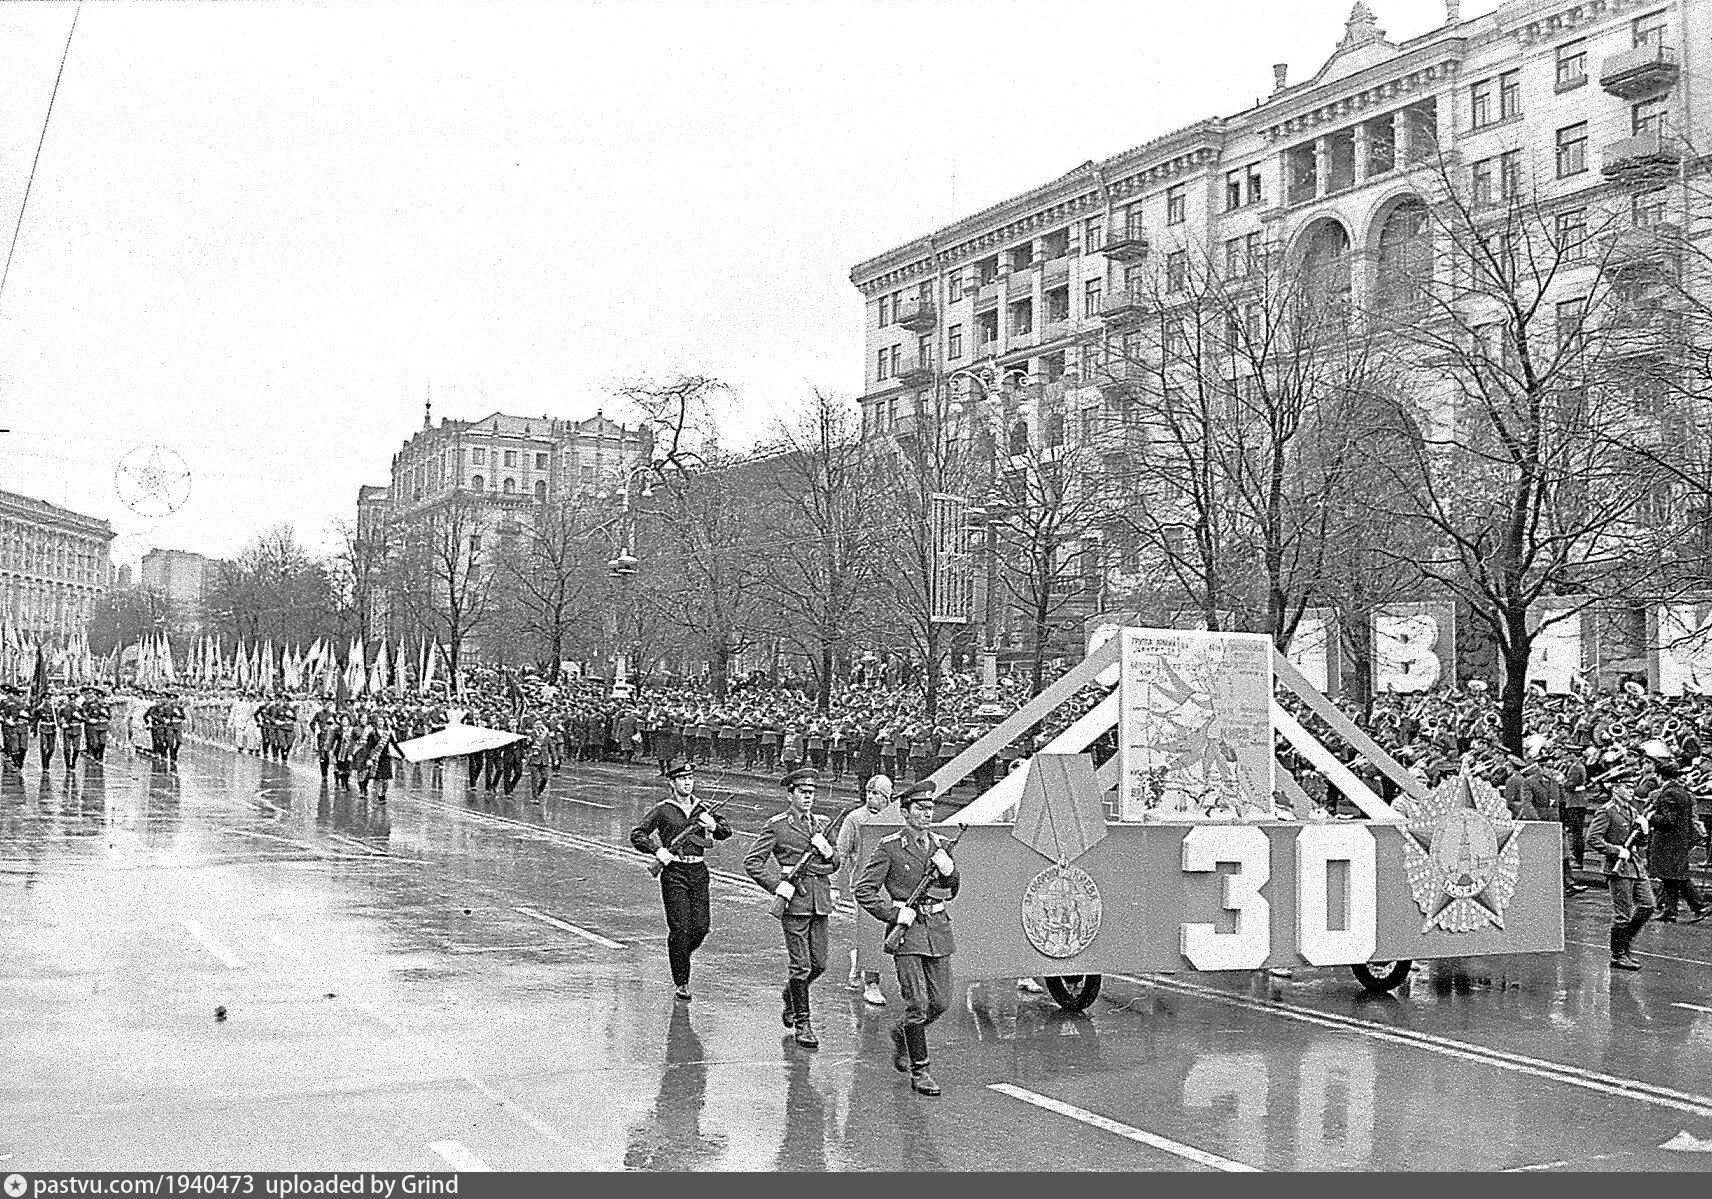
[905,1024,939,1095]
[890,1024,910,1073]
[781,983,796,1028]
[1611,924,1641,970]
[792,981,818,1048]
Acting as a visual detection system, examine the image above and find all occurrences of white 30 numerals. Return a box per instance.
[1179,824,1376,969]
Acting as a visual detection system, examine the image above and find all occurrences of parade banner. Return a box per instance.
[1116,628,1274,821]
[1372,601,1456,693]
[1648,600,1712,696]
[1084,611,1144,689]
[1286,607,1340,695]
[1527,600,1586,695]
[397,723,526,763]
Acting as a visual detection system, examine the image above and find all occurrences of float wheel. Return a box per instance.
[1351,960,1411,993]
[1042,974,1102,1012]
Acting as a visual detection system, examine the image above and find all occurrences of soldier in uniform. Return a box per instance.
[30,691,57,771]
[80,687,111,763]
[54,692,83,771]
[253,698,276,760]
[310,699,338,780]
[856,780,960,1096]
[150,691,187,768]
[1587,770,1655,970]
[744,768,841,1049]
[630,760,733,1000]
[527,719,553,800]
[271,695,300,762]
[1,684,30,770]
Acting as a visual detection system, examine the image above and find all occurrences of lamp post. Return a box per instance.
[595,464,661,696]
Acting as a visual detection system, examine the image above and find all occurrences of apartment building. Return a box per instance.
[0,488,113,641]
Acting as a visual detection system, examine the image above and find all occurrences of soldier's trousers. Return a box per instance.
[484,753,501,790]
[63,736,80,769]
[3,730,24,767]
[85,728,106,761]
[466,751,483,788]
[894,952,952,1027]
[659,863,711,987]
[781,913,829,985]
[37,729,55,768]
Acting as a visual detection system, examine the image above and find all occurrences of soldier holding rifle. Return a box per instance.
[744,768,841,1049]
[855,780,960,1096]
[630,760,733,1001]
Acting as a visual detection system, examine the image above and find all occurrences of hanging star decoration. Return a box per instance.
[1401,770,1522,934]
[114,445,192,516]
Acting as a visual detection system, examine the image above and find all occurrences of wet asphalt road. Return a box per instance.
[3,741,1712,1172]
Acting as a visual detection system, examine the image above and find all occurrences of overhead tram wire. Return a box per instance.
[0,4,81,437]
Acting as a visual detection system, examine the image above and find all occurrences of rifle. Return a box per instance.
[647,794,731,877]
[768,800,858,919]
[883,824,966,953]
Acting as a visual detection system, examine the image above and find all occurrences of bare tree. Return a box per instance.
[389,492,494,694]
[206,524,333,647]
[501,500,609,681]
[326,518,391,646]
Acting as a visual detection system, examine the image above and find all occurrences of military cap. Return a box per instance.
[780,767,819,790]
[662,758,696,780]
[897,779,937,807]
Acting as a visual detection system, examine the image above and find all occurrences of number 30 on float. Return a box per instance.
[1179,824,1378,969]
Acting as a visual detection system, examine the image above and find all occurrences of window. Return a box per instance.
[1633,8,1666,48]
[535,452,548,470]
[1499,149,1521,200]
[1083,217,1102,253]
[470,475,484,491]
[948,269,963,302]
[1046,413,1065,449]
[948,324,963,359]
[1498,70,1521,120]
[1469,79,1492,129]
[503,477,516,494]
[470,447,486,466]
[1246,166,1263,206]
[918,334,933,365]
[1556,208,1587,261]
[1556,122,1587,177]
[1009,242,1034,272]
[1166,250,1188,292]
[469,535,482,554]
[1084,279,1102,317]
[1042,228,1070,260]
[890,345,903,376]
[1633,188,1667,227]
[1225,171,1244,212]
[1081,409,1099,443]
[1245,231,1264,275]
[1471,157,1493,206]
[1122,203,1145,238]
[977,310,999,345]
[976,255,999,285]
[534,480,547,502]
[1556,39,1587,89]
[1224,237,1244,276]
[503,450,517,468]
[1045,286,1070,323]
[877,348,889,381]
[1633,96,1668,139]
[878,295,890,326]
[1556,297,1586,357]
[1166,185,1186,226]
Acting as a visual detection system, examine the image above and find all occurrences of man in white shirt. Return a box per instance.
[836,774,893,1005]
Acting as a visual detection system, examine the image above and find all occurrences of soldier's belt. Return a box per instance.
[917,902,947,915]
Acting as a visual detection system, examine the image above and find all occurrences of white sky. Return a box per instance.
[0,0,1486,568]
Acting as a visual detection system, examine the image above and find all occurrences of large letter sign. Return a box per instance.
[1295,824,1377,965]
[1180,826,1271,970]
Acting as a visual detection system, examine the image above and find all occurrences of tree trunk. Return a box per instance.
[818,642,832,713]
[1500,614,1530,757]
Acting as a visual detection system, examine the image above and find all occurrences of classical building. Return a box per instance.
[140,548,222,632]
[0,488,114,641]
[850,0,1707,661]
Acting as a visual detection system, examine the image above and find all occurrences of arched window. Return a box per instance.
[534,480,547,502]
[470,475,484,492]
[1301,221,1352,327]
[1375,199,1431,313]
[503,477,516,494]
[1009,420,1029,456]
[1046,413,1065,449]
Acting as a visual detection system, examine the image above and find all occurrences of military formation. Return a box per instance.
[0,684,196,773]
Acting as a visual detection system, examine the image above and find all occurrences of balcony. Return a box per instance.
[1602,222,1684,280]
[1043,256,1071,286]
[1601,130,1682,185]
[891,410,922,446]
[896,353,936,388]
[1600,42,1680,100]
[1098,288,1148,325]
[1605,304,1683,360]
[1006,269,1035,298]
[896,299,937,332]
[1096,365,1149,400]
[1041,317,1073,343]
[1103,227,1150,262]
[974,280,1000,309]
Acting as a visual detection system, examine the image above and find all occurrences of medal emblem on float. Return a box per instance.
[1012,755,1108,959]
[1402,771,1522,934]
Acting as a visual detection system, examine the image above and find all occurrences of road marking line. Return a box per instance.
[560,797,614,809]
[428,1140,492,1171]
[1672,1002,1712,1016]
[514,906,625,949]
[989,1083,1259,1172]
[180,918,247,969]
[1567,938,1712,968]
[1114,973,1712,1119]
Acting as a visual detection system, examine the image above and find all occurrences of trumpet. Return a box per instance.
[1606,721,1628,744]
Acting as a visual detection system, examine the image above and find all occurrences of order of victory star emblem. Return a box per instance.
[1402,772,1523,934]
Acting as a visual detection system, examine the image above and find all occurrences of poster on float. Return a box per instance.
[1372,601,1456,693]
[1117,628,1274,821]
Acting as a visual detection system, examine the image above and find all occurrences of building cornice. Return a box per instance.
[0,490,113,540]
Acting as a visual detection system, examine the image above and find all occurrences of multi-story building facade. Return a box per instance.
[0,489,113,641]
[851,0,1709,659]
[140,548,222,632]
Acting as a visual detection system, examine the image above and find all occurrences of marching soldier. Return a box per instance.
[54,692,83,770]
[150,691,187,768]
[744,768,841,1049]
[253,698,275,759]
[1,684,30,770]
[527,719,553,800]
[630,760,733,1001]
[1587,769,1654,970]
[30,690,57,771]
[855,780,959,1096]
[310,699,338,779]
[80,687,111,763]
[271,695,300,762]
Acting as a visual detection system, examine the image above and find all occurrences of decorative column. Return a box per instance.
[1353,121,1370,181]
[1394,109,1412,167]
[1314,137,1331,197]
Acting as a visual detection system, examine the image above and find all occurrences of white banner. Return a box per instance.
[398,724,526,763]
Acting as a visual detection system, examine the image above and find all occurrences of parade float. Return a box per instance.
[855,627,1566,1009]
